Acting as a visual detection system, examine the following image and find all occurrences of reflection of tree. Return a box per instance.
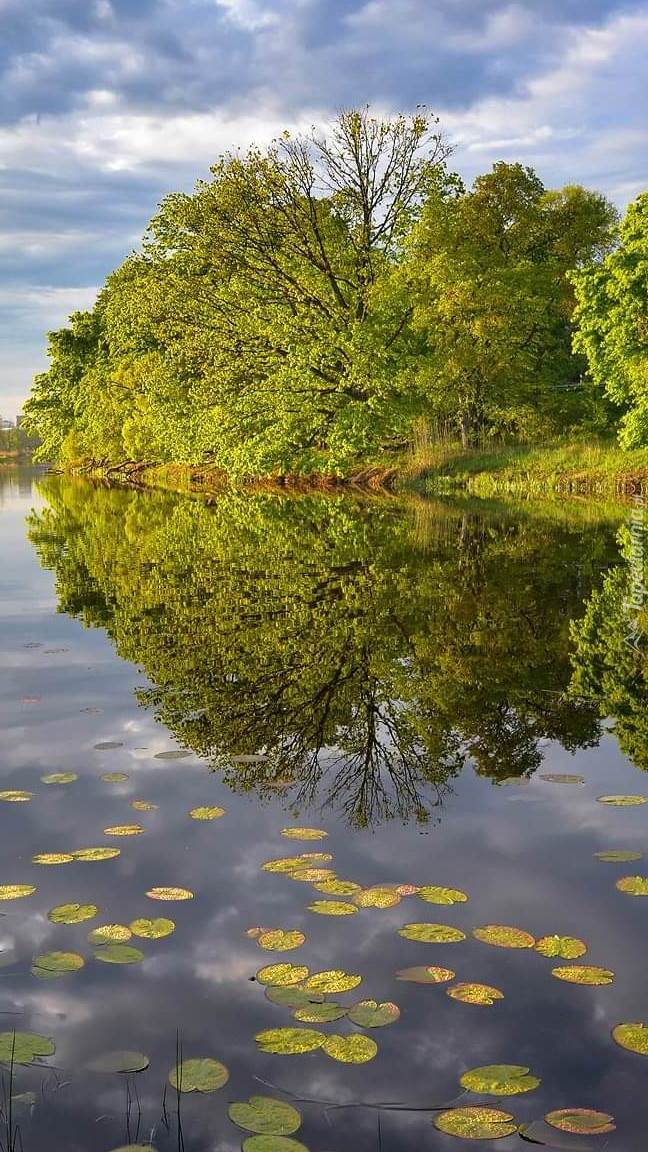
[28,478,617,826]
[570,522,648,771]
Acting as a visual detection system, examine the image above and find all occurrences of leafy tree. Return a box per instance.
[572,191,648,447]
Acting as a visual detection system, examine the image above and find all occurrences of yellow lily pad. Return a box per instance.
[396,965,455,983]
[0,885,36,900]
[460,1064,540,1096]
[256,963,310,987]
[293,1002,347,1023]
[612,1022,648,1054]
[288,868,335,882]
[255,1028,325,1055]
[0,791,33,802]
[616,875,648,895]
[472,925,535,949]
[417,886,468,905]
[32,852,75,865]
[434,1106,518,1139]
[313,879,361,896]
[307,900,357,916]
[131,800,158,811]
[545,1108,615,1134]
[129,918,175,939]
[49,903,98,924]
[398,923,466,943]
[347,1000,400,1027]
[103,824,144,837]
[146,887,193,900]
[280,828,327,840]
[258,930,305,952]
[101,773,129,783]
[597,795,648,806]
[595,850,643,862]
[535,936,587,959]
[447,983,504,1005]
[89,924,133,943]
[303,970,361,994]
[551,965,614,985]
[189,806,225,820]
[73,847,121,861]
[262,854,332,873]
[41,773,77,785]
[353,887,401,909]
[322,1034,377,1063]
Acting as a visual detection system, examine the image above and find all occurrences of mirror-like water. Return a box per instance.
[1,467,647,1152]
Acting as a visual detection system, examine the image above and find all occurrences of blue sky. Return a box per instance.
[1,0,647,419]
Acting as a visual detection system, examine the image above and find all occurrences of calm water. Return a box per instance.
[1,467,647,1152]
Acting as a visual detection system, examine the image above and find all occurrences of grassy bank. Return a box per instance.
[400,438,648,497]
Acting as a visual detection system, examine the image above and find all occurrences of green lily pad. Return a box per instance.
[435,1106,518,1139]
[255,1028,325,1055]
[265,986,324,1008]
[347,1000,400,1027]
[48,902,98,924]
[229,1095,302,1135]
[32,853,74,865]
[262,855,332,873]
[417,886,468,905]
[303,970,361,993]
[101,772,130,783]
[93,944,145,965]
[597,795,648,806]
[155,750,191,760]
[256,963,310,987]
[89,1050,150,1073]
[473,925,535,948]
[289,868,335,883]
[258,930,305,952]
[398,923,466,944]
[132,800,158,811]
[0,884,36,900]
[189,806,225,820]
[551,965,614,985]
[307,900,357,916]
[353,887,401,909]
[41,773,77,785]
[612,1022,648,1054]
[31,951,84,979]
[461,1064,540,1096]
[0,1032,55,1065]
[0,791,33,802]
[321,1034,378,1063]
[72,847,121,861]
[396,965,455,983]
[540,774,585,784]
[280,828,327,840]
[103,824,144,837]
[616,875,648,895]
[146,887,193,900]
[242,1139,308,1152]
[447,983,504,1005]
[313,879,361,896]
[169,1057,229,1091]
[595,850,643,862]
[535,936,587,959]
[89,924,132,943]
[545,1108,615,1134]
[129,918,175,939]
[293,1002,347,1023]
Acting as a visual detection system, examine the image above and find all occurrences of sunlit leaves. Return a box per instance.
[146,887,193,900]
[460,1064,540,1096]
[73,847,121,861]
[398,923,466,944]
[229,1096,302,1135]
[280,828,327,840]
[189,806,225,820]
[0,791,33,802]
[41,773,78,785]
[255,1028,325,1055]
[94,944,145,965]
[169,1058,229,1091]
[473,925,535,949]
[353,887,400,909]
[322,1034,378,1063]
[347,1000,400,1027]
[89,1051,150,1074]
[32,852,74,865]
[417,886,468,905]
[258,930,306,952]
[49,902,98,924]
[447,984,504,1006]
[256,964,309,987]
[129,918,175,939]
[396,965,455,984]
[535,936,587,959]
[89,924,132,943]
[596,795,647,806]
[616,875,648,895]
[434,1106,518,1139]
[551,966,614,985]
[0,1032,55,1066]
[545,1109,615,1134]
[0,884,36,900]
[612,1023,648,1054]
[31,951,84,979]
[307,900,357,916]
[103,824,144,837]
[303,970,361,994]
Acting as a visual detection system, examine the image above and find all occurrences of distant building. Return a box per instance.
[0,416,14,430]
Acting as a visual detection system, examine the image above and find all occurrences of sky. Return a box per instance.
[1,0,647,420]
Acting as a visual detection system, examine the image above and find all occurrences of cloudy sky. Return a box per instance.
[1,0,647,419]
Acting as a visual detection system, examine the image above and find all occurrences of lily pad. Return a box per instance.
[551,965,614,985]
[535,936,587,959]
[461,1064,540,1096]
[129,918,175,939]
[447,983,504,1005]
[540,774,585,784]
[31,951,84,979]
[313,879,361,896]
[595,850,643,862]
[229,1095,302,1135]
[321,1034,378,1063]
[255,1028,325,1055]
[597,795,647,806]
[146,887,193,901]
[94,741,124,749]
[434,1106,518,1139]
[242,1139,308,1152]
[303,970,362,993]
[0,884,37,900]
[108,1146,156,1152]
[73,847,121,861]
[265,987,323,1008]
[545,1109,615,1135]
[398,923,466,944]
[473,925,535,949]
[101,773,130,783]
[258,930,305,952]
[131,800,158,811]
[169,1057,229,1091]
[289,868,335,883]
[32,852,74,865]
[103,824,144,837]
[155,750,191,760]
[347,1000,400,1027]
[616,875,648,895]
[94,944,145,965]
[0,1032,55,1065]
[353,887,401,909]
[396,965,455,983]
[293,1003,347,1023]
[0,790,33,802]
[417,886,468,905]
[256,963,309,987]
[262,855,332,873]
[41,773,77,785]
[307,900,357,916]
[89,1050,150,1073]
[89,924,132,943]
[612,1022,648,1054]
[189,806,225,820]
[49,902,98,924]
[280,828,327,840]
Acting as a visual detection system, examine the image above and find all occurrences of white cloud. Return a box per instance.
[215,0,280,31]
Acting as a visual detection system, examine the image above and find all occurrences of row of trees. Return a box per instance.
[22,108,646,475]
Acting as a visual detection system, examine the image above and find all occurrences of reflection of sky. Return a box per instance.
[2,468,648,1150]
